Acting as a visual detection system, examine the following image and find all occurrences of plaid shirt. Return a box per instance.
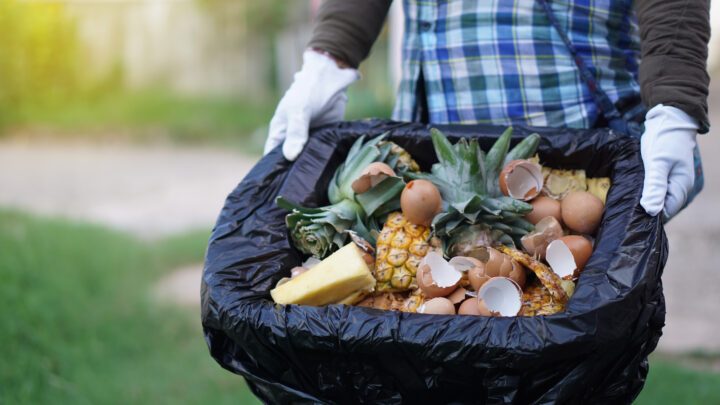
[392,0,641,128]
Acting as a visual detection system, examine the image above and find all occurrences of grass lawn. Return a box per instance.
[1,209,718,404]
[0,209,261,404]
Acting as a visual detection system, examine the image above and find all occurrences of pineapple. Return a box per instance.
[406,128,540,251]
[520,279,566,316]
[374,212,431,292]
[498,245,568,303]
[270,242,376,306]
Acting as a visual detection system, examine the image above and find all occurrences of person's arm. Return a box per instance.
[637,0,710,133]
[636,0,710,219]
[308,0,393,68]
[264,0,392,161]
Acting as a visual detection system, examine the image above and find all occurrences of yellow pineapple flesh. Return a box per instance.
[520,279,566,316]
[375,212,431,292]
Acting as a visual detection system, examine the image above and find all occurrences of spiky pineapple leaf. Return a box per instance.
[354,176,405,218]
[485,127,513,185]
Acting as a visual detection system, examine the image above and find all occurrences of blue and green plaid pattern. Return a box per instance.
[393,0,641,128]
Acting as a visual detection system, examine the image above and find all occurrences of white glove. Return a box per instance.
[640,104,698,219]
[264,50,360,161]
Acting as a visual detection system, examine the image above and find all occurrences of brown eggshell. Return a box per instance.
[401,179,443,227]
[467,248,525,289]
[561,191,604,234]
[520,216,565,259]
[351,162,396,194]
[458,297,483,315]
[420,297,456,315]
[477,298,494,316]
[447,287,468,304]
[417,263,459,298]
[523,196,562,225]
[468,262,491,291]
[559,235,593,271]
[507,261,526,289]
[478,277,523,316]
[545,235,593,280]
[499,160,544,201]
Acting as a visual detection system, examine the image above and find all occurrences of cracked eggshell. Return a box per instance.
[482,248,526,289]
[351,162,396,194]
[520,216,565,260]
[417,252,462,298]
[447,287,468,305]
[401,179,443,227]
[458,297,483,315]
[477,277,523,316]
[499,160,544,201]
[561,191,604,235]
[523,196,563,225]
[546,235,593,280]
[418,297,456,315]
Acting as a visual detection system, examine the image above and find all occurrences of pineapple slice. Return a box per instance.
[271,243,376,306]
[586,177,611,204]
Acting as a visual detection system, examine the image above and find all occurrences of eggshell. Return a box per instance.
[458,297,483,315]
[351,162,396,194]
[477,277,523,316]
[467,248,525,289]
[520,216,565,259]
[447,287,468,305]
[559,235,593,271]
[499,160,544,201]
[477,298,494,316]
[523,196,562,225]
[561,191,604,234]
[401,180,443,227]
[546,235,593,279]
[419,297,456,315]
[417,252,462,298]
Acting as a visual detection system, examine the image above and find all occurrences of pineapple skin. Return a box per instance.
[270,243,376,306]
[375,212,430,292]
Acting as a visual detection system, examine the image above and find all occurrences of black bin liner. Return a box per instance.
[201,120,667,404]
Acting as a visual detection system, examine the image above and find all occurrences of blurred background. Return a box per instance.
[0,0,718,403]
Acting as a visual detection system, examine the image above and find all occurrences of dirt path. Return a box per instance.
[0,138,258,239]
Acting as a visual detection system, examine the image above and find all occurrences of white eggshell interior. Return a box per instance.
[478,277,522,316]
[448,256,477,271]
[424,252,463,287]
[546,239,577,278]
[507,163,543,199]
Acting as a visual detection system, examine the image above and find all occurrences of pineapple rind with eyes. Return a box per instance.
[374,212,431,292]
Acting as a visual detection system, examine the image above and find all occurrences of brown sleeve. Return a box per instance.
[637,0,711,133]
[307,0,393,68]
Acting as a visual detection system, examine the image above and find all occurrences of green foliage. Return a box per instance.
[0,1,83,126]
[0,210,261,404]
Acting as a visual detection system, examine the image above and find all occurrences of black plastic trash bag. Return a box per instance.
[201,120,667,404]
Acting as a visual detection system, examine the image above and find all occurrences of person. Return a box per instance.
[264,0,710,220]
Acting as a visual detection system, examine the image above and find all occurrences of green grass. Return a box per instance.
[635,356,720,404]
[2,89,275,154]
[2,209,717,404]
[0,210,261,404]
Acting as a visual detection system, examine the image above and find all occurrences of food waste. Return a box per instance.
[272,128,610,317]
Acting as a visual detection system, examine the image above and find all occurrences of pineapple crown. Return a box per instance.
[407,128,541,246]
